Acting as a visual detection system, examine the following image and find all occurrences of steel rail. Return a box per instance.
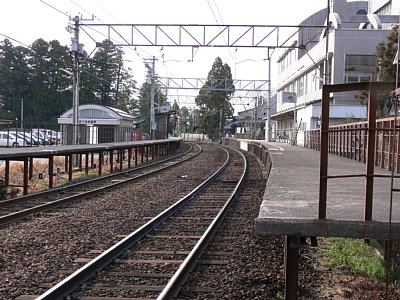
[36,144,233,300]
[158,146,247,299]
[0,144,200,226]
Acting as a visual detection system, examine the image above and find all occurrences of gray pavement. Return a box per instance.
[255,142,400,239]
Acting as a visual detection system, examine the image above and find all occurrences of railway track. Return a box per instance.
[34,145,246,299]
[0,143,200,227]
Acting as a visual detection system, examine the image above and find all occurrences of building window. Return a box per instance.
[344,54,376,83]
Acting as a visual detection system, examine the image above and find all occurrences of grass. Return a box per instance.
[321,238,388,282]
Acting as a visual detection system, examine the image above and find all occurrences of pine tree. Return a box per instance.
[195,57,235,139]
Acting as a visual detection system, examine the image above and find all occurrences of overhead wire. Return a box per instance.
[206,0,235,62]
[40,0,70,18]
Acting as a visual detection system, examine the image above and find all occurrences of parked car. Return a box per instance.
[32,129,59,145]
[30,132,46,145]
[0,131,25,147]
[14,132,39,146]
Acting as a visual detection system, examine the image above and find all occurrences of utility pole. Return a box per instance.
[71,15,81,146]
[150,56,156,139]
[266,51,272,142]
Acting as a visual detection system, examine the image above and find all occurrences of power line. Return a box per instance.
[40,0,70,18]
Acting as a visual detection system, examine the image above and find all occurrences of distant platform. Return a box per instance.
[0,138,182,159]
[255,142,400,240]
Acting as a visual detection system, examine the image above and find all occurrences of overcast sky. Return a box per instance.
[0,0,331,111]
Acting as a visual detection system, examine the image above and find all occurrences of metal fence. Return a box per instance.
[0,120,144,147]
[304,116,400,172]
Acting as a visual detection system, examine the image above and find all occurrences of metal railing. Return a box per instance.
[0,120,145,147]
[304,116,400,172]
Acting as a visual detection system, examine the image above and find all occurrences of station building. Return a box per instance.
[273,0,399,145]
[58,104,135,144]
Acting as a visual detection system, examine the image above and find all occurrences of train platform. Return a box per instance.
[255,142,400,240]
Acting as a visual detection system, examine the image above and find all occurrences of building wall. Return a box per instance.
[369,0,398,14]
[273,0,398,145]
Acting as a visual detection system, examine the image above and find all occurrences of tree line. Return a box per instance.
[0,37,235,138]
[0,38,142,125]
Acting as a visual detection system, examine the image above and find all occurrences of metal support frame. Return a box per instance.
[110,150,114,173]
[4,160,9,189]
[85,153,89,176]
[98,152,103,176]
[158,77,269,92]
[68,154,73,182]
[48,156,54,189]
[29,158,33,180]
[0,140,182,198]
[284,236,299,300]
[80,23,325,48]
[128,148,132,168]
[64,156,68,173]
[319,82,396,220]
[23,159,29,195]
[119,149,123,171]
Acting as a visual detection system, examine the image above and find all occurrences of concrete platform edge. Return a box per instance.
[255,217,400,239]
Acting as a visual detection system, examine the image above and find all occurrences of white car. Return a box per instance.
[34,129,60,145]
[0,131,25,147]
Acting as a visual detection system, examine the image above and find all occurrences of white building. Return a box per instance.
[272,0,398,145]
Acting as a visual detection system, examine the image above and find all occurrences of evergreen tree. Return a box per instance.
[195,57,234,139]
[374,24,399,117]
[0,38,138,124]
[0,40,31,120]
[376,24,398,82]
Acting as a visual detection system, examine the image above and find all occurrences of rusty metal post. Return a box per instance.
[388,120,395,171]
[345,125,348,158]
[23,158,29,195]
[128,148,132,168]
[5,160,9,189]
[48,156,54,189]
[284,236,299,300]
[110,150,114,173]
[119,149,123,171]
[381,121,386,169]
[358,124,363,161]
[65,155,69,173]
[397,128,400,173]
[353,126,356,159]
[376,121,380,167]
[68,154,73,182]
[98,152,103,176]
[79,153,83,170]
[85,153,89,176]
[319,86,330,219]
[365,83,377,221]
[91,152,94,168]
[29,157,33,180]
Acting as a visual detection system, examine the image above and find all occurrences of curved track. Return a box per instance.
[36,145,246,299]
[0,143,200,227]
